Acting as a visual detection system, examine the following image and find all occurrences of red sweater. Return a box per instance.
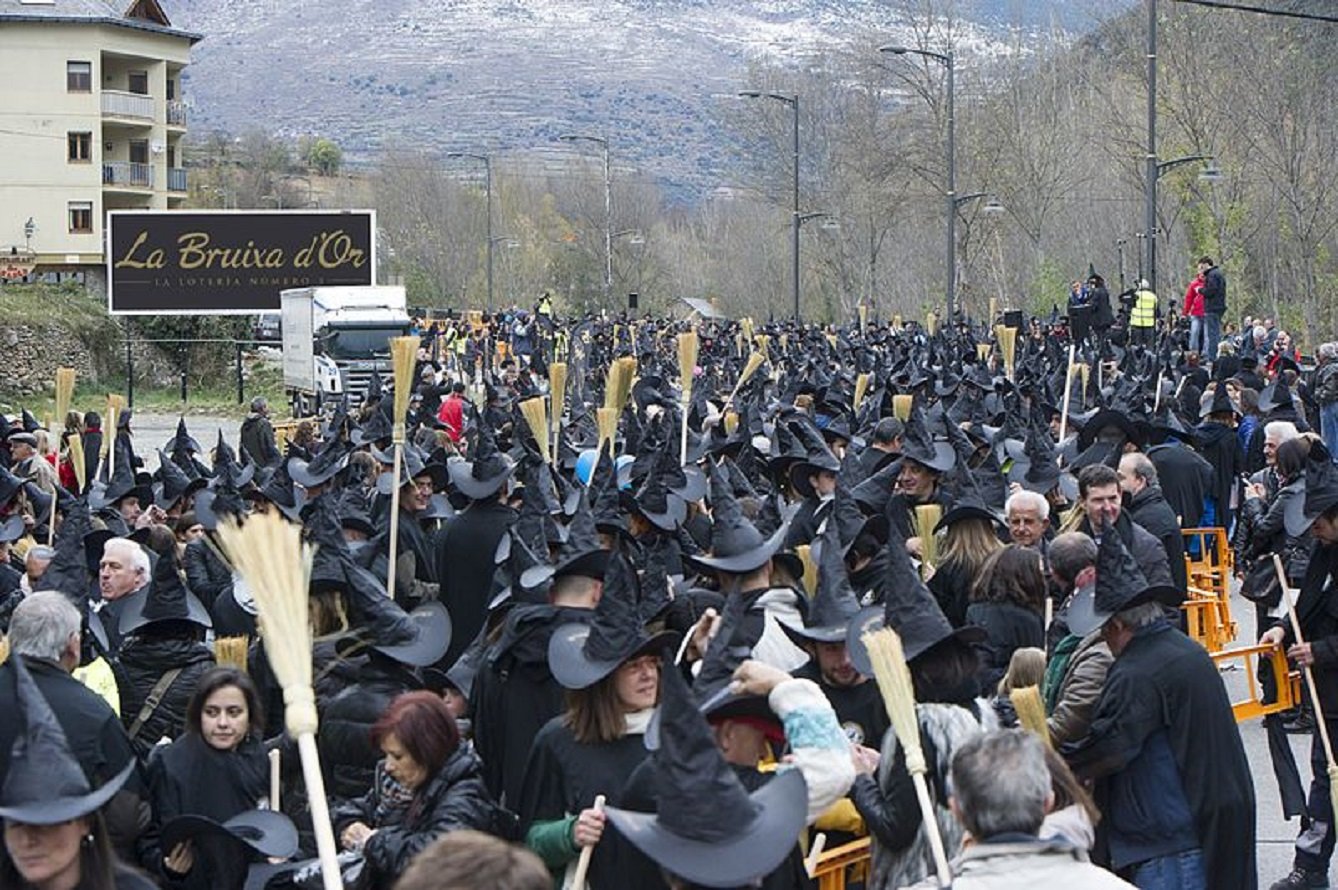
[1182,277,1205,317]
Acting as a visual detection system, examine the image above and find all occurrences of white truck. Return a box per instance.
[280,285,412,415]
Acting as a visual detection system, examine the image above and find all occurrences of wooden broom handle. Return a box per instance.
[911,772,953,887]
[1057,344,1076,444]
[269,748,281,812]
[570,794,606,890]
[385,442,404,599]
[1274,554,1338,767]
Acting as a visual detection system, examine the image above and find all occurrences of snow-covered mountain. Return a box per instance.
[168,0,1120,197]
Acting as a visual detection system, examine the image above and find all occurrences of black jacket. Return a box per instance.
[1277,542,1338,714]
[318,657,417,800]
[238,414,280,468]
[470,603,593,807]
[1236,479,1310,589]
[117,632,216,757]
[1146,441,1212,530]
[964,601,1044,692]
[1193,421,1241,519]
[434,500,517,667]
[1066,620,1256,889]
[927,557,976,628]
[1201,266,1226,315]
[1125,485,1187,593]
[184,537,232,615]
[1077,512,1174,592]
[332,747,504,889]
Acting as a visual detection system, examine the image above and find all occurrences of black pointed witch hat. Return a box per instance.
[1286,442,1338,536]
[448,420,516,501]
[41,496,94,605]
[604,653,807,889]
[688,459,787,575]
[629,443,688,533]
[162,417,202,455]
[846,520,984,675]
[1065,516,1181,636]
[153,449,207,512]
[209,430,256,490]
[0,656,134,825]
[520,487,609,590]
[780,517,861,646]
[118,545,212,635]
[546,551,679,690]
[898,400,956,473]
[287,431,350,489]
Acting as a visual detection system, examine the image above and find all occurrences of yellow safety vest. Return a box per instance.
[1131,289,1158,328]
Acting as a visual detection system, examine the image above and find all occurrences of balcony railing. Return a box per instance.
[102,90,154,121]
[168,167,187,192]
[103,162,154,189]
[167,100,187,127]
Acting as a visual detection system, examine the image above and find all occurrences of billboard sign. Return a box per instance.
[107,210,375,314]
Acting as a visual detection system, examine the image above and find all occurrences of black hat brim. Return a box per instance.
[160,810,299,860]
[933,503,1005,534]
[1064,582,1183,637]
[900,442,956,474]
[118,586,214,635]
[0,514,24,543]
[845,605,987,676]
[0,759,133,826]
[519,548,610,590]
[668,465,708,503]
[688,522,789,575]
[777,616,848,647]
[447,458,516,501]
[604,768,808,888]
[547,622,680,690]
[343,601,453,667]
[287,454,348,489]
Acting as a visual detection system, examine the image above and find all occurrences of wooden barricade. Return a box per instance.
[1181,528,1237,650]
[1209,642,1302,723]
[810,837,872,890]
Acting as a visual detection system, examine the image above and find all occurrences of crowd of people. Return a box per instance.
[3,284,1338,890]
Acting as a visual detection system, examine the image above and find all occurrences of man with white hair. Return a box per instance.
[1006,489,1052,550]
[1251,421,1301,499]
[0,591,148,864]
[98,536,150,652]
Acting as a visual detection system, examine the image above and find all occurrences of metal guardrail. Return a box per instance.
[168,167,187,192]
[167,99,187,126]
[102,89,154,120]
[103,162,153,189]
[120,337,268,407]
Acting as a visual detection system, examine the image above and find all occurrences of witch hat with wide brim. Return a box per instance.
[287,432,350,490]
[898,401,956,474]
[547,551,679,690]
[208,430,256,490]
[779,516,862,647]
[118,545,213,636]
[335,600,453,668]
[687,459,788,575]
[162,417,202,456]
[0,656,134,825]
[1285,442,1338,537]
[846,520,985,676]
[787,419,841,499]
[153,449,207,513]
[605,653,807,889]
[160,809,299,861]
[519,487,609,589]
[1065,516,1182,636]
[447,419,516,500]
[629,443,688,532]
[89,436,154,511]
[1259,377,1297,414]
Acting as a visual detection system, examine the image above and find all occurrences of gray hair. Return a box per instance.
[9,591,82,662]
[949,730,1051,838]
[1121,452,1158,487]
[250,396,268,413]
[1320,342,1338,362]
[1005,489,1049,520]
[1112,601,1166,629]
[1049,532,1097,585]
[1264,421,1300,446]
[103,537,150,581]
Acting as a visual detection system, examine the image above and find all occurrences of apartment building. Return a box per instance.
[0,0,200,281]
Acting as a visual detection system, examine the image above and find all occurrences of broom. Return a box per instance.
[795,544,818,597]
[892,395,913,422]
[549,361,568,460]
[893,314,903,329]
[723,352,766,413]
[213,635,250,671]
[859,303,868,333]
[988,298,998,325]
[103,394,125,479]
[214,512,340,890]
[853,373,871,413]
[925,312,938,337]
[68,434,87,494]
[913,504,942,576]
[976,344,990,363]
[55,368,76,431]
[597,407,619,453]
[1057,344,1077,443]
[520,397,551,463]
[863,627,953,887]
[385,335,421,600]
[723,411,739,437]
[995,324,1017,382]
[677,331,699,466]
[0,636,8,666]
[1274,554,1338,819]
[567,794,607,890]
[1009,685,1052,749]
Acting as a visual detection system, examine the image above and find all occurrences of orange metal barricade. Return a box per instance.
[811,837,872,890]
[1181,528,1237,650]
[1209,642,1302,722]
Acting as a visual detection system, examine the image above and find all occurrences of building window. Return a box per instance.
[68,132,92,163]
[69,202,93,234]
[129,140,149,165]
[67,61,92,92]
[166,78,176,101]
[128,70,149,95]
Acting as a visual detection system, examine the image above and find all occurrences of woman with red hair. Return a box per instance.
[331,691,508,889]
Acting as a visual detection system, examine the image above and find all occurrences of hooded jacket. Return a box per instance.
[117,631,216,757]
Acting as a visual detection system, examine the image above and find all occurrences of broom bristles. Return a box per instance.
[914,504,942,571]
[390,335,420,444]
[597,407,619,451]
[723,411,739,437]
[864,627,928,775]
[854,373,871,412]
[549,362,568,436]
[213,635,250,671]
[0,635,8,666]
[68,434,86,492]
[1009,685,1051,749]
[677,331,699,401]
[104,394,124,460]
[976,343,990,362]
[520,397,551,462]
[795,544,818,597]
[55,368,76,424]
[738,352,765,388]
[995,325,1017,379]
[615,356,638,413]
[893,314,903,329]
[892,394,913,422]
[741,317,755,344]
[215,512,317,735]
[926,312,938,337]
[858,304,868,330]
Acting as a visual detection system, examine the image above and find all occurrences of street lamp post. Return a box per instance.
[446,152,493,310]
[880,44,957,321]
[559,134,612,308]
[1145,0,1159,293]
[738,90,801,320]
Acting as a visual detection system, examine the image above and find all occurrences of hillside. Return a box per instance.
[168,0,1122,198]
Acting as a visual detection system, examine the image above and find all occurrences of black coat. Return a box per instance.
[1193,421,1241,520]
[184,537,232,615]
[146,732,269,890]
[434,500,516,667]
[1066,621,1256,889]
[1236,479,1310,588]
[331,747,503,890]
[238,414,280,468]
[318,658,417,800]
[1077,512,1173,592]
[1201,266,1227,315]
[964,601,1044,692]
[927,557,976,628]
[82,428,103,492]
[1089,285,1115,329]
[117,632,216,757]
[1277,541,1338,715]
[470,603,593,807]
[1146,441,1212,530]
[1126,486,1187,593]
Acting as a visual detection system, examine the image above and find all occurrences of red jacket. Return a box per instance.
[437,394,465,443]
[1182,277,1205,317]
